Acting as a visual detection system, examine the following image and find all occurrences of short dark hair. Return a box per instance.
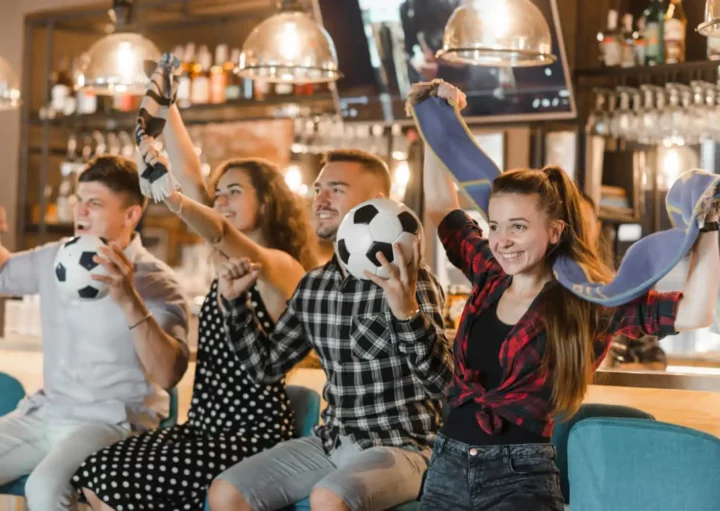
[321,149,392,196]
[78,155,147,209]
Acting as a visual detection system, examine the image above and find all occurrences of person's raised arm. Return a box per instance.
[423,144,461,227]
[409,82,501,285]
[162,105,213,205]
[163,192,306,298]
[410,82,464,227]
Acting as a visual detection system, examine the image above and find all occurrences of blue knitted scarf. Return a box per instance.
[411,95,720,306]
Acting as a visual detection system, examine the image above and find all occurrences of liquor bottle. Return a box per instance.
[190,45,212,104]
[599,10,622,67]
[643,0,665,65]
[621,13,636,68]
[708,36,720,60]
[254,79,271,101]
[209,44,229,104]
[51,56,74,115]
[56,134,79,224]
[224,48,243,101]
[664,0,687,64]
[174,44,192,108]
[634,17,648,66]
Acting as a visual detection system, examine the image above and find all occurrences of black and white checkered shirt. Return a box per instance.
[223,257,453,453]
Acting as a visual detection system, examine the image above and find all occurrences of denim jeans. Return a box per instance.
[419,433,564,510]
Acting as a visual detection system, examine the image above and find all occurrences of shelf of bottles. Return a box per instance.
[577,0,720,88]
[36,42,336,131]
[28,113,416,236]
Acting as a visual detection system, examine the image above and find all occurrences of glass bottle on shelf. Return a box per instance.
[209,44,229,104]
[644,0,665,65]
[56,134,79,224]
[621,13,636,68]
[599,9,622,67]
[51,56,74,116]
[224,48,244,101]
[664,0,687,64]
[174,45,192,109]
[254,78,271,101]
[634,17,647,66]
[191,45,212,105]
[74,53,97,115]
[708,35,720,60]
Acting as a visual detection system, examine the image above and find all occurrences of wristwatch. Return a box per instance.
[700,221,719,233]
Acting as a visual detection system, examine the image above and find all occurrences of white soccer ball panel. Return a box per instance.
[346,253,381,280]
[369,212,404,244]
[393,231,418,265]
[343,223,374,255]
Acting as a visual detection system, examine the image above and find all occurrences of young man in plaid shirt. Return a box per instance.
[208,149,453,511]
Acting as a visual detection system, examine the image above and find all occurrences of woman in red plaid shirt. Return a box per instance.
[411,82,720,510]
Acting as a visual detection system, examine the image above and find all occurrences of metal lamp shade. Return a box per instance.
[437,0,556,68]
[698,0,720,37]
[80,32,161,96]
[238,11,341,84]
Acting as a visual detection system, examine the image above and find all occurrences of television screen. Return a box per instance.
[324,0,576,123]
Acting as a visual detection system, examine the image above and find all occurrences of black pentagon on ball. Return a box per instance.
[367,241,394,267]
[398,211,419,234]
[55,262,67,282]
[78,285,100,299]
[63,237,80,248]
[79,251,99,271]
[353,204,380,225]
[337,239,350,265]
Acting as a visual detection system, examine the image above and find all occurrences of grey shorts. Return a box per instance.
[216,435,431,511]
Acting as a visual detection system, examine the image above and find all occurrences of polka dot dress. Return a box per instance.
[71,280,295,510]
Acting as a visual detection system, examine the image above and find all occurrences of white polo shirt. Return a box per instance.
[0,234,189,430]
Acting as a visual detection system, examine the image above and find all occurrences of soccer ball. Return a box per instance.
[54,235,110,300]
[335,198,422,280]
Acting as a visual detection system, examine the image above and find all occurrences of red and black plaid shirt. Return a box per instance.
[438,210,682,438]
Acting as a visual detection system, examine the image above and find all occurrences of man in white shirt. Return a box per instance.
[0,156,190,511]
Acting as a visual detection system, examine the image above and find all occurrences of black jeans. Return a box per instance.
[419,434,565,510]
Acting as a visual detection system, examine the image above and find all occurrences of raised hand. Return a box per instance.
[218,257,261,303]
[136,53,181,202]
[405,79,467,114]
[92,242,138,307]
[364,241,421,321]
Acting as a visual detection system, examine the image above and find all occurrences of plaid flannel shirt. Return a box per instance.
[223,257,453,453]
[439,210,682,437]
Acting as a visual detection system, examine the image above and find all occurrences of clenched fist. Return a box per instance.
[218,257,261,302]
[405,79,468,115]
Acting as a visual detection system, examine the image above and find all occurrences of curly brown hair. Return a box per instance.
[207,158,318,270]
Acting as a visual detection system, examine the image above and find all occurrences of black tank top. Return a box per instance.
[441,300,549,445]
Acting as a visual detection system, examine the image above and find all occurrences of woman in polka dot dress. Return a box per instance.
[72,101,318,510]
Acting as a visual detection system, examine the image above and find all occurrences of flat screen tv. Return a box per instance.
[320,0,576,123]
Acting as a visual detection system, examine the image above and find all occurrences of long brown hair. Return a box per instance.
[208,158,318,270]
[491,167,615,417]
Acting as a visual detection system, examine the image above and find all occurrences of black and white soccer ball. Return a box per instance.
[335,198,422,280]
[54,235,110,300]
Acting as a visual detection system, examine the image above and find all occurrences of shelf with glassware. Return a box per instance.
[578,77,719,265]
[26,92,336,132]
